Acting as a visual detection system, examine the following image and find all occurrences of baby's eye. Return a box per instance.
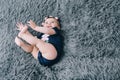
[51,21,54,23]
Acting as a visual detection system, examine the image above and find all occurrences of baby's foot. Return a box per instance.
[18,26,28,37]
[21,25,28,33]
[15,37,24,47]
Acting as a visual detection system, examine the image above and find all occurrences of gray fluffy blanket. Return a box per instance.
[0,0,120,80]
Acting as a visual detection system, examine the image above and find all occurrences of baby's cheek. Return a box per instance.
[52,23,57,26]
[44,24,48,27]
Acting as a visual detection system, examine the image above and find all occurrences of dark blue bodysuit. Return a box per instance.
[37,27,63,66]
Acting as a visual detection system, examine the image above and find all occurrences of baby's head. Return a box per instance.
[42,16,60,29]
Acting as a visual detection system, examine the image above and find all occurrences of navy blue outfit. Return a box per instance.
[37,27,63,66]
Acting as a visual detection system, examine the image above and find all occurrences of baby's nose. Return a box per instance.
[48,22,52,25]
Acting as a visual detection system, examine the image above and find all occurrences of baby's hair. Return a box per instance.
[44,16,59,21]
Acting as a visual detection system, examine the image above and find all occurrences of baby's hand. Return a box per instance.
[27,20,37,29]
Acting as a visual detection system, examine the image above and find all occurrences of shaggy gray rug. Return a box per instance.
[0,0,120,80]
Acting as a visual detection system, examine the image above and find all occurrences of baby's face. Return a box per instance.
[43,18,59,28]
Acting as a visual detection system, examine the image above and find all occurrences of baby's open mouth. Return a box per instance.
[47,26,52,28]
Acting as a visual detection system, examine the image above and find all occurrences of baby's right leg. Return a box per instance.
[15,37,33,53]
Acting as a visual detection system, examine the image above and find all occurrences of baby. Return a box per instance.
[15,16,63,66]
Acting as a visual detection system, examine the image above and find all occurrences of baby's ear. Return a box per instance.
[55,17,59,20]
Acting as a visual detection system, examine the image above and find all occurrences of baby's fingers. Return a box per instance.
[27,20,36,27]
[16,22,20,27]
[16,22,22,27]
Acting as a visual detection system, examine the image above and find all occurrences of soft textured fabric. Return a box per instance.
[1,0,120,79]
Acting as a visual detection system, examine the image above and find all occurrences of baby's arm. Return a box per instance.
[33,26,56,35]
[28,20,56,35]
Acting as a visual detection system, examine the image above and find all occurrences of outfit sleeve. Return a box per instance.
[37,33,43,39]
[52,27,60,35]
